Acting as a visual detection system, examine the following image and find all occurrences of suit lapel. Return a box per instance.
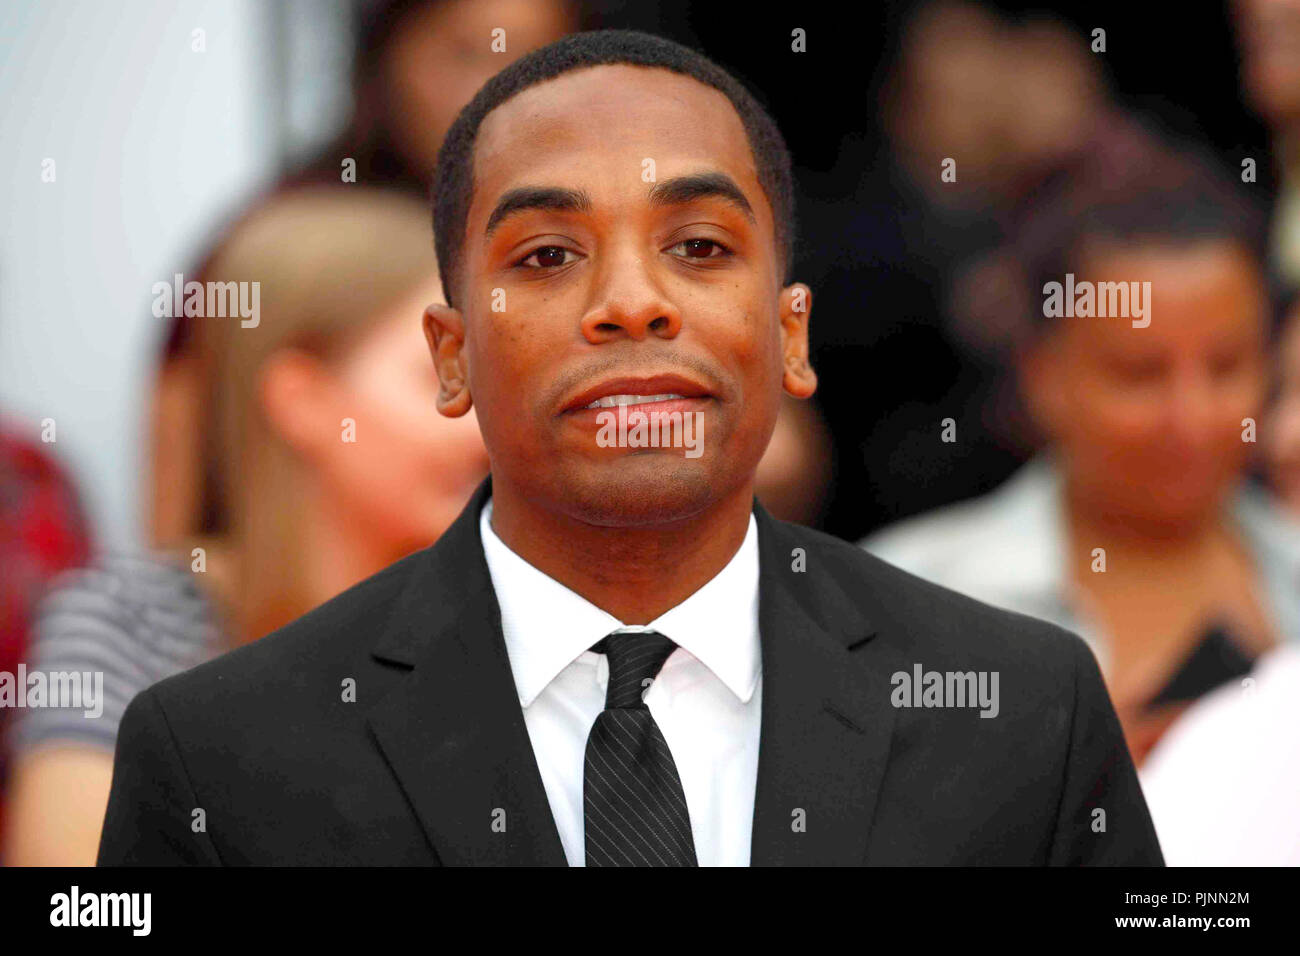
[749,504,901,865]
[365,479,568,866]
[361,483,899,866]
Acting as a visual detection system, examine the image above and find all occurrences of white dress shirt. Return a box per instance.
[479,497,763,866]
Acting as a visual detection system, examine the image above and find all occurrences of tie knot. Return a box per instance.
[592,630,678,709]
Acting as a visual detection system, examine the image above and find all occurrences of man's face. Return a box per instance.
[426,64,815,527]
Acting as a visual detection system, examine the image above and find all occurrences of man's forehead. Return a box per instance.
[470,64,760,211]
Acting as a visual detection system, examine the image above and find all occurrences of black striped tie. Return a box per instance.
[583,630,698,866]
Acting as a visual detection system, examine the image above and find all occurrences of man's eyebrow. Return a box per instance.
[648,172,755,223]
[484,186,592,238]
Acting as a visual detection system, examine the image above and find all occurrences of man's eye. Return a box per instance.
[518,246,574,269]
[668,238,730,259]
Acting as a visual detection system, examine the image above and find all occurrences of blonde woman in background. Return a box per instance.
[3,187,488,865]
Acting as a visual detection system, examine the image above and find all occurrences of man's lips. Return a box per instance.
[560,374,714,415]
[564,396,709,424]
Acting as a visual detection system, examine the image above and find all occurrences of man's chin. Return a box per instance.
[556,454,720,528]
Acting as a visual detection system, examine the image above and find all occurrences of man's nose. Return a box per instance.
[579,244,682,343]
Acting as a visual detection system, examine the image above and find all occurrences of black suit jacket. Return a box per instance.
[98,480,1163,865]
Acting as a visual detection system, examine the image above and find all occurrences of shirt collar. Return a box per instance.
[479,497,761,709]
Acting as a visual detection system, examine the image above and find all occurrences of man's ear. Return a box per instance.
[423,302,473,417]
[778,282,817,399]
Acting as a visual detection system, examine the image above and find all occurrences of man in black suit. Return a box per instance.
[99,30,1162,866]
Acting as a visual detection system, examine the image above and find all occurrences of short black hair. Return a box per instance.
[431,29,796,308]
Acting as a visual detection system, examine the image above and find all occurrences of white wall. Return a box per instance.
[0,0,281,547]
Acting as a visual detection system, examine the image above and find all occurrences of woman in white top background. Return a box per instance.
[864,137,1300,767]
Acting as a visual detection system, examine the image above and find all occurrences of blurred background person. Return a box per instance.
[800,1,1117,540]
[863,142,1300,765]
[1265,295,1300,510]
[1139,644,1300,865]
[0,422,92,849]
[285,0,579,195]
[754,396,833,526]
[1233,0,1300,293]
[3,188,489,865]
[147,0,577,549]
[1152,291,1300,864]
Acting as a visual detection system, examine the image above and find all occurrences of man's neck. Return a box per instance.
[487,479,756,624]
